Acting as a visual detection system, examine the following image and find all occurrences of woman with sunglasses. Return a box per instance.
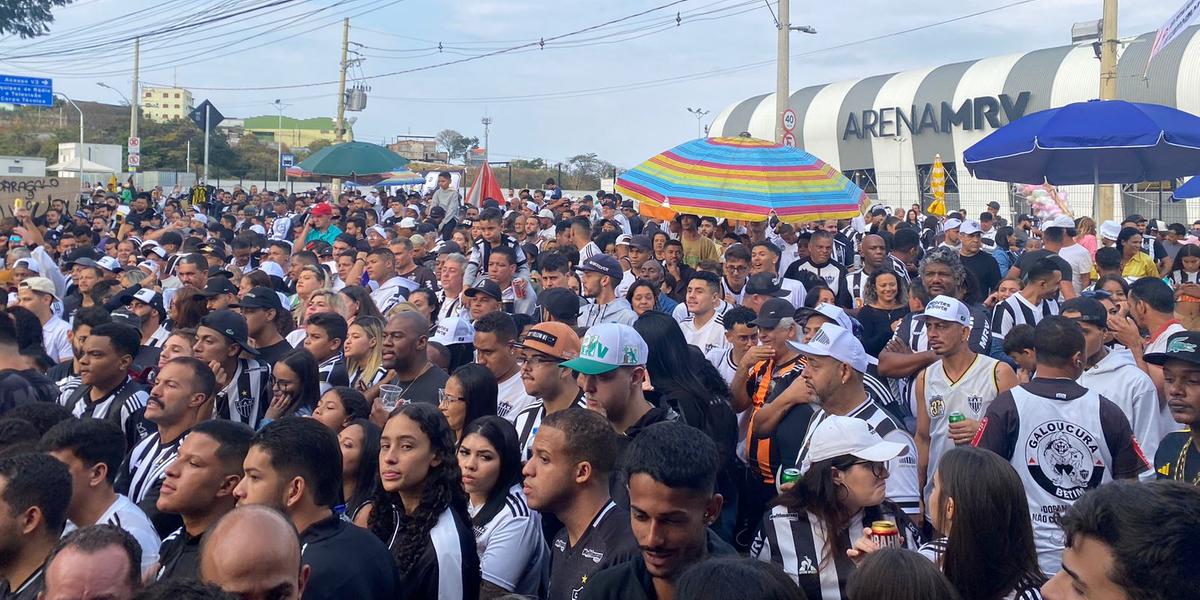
[458,416,549,597]
[752,415,920,600]
[439,363,498,442]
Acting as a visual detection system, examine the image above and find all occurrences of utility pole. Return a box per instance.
[687,107,709,139]
[1097,0,1118,221]
[775,0,789,143]
[275,99,290,185]
[203,104,210,182]
[333,17,350,196]
[481,116,492,164]
[129,37,139,173]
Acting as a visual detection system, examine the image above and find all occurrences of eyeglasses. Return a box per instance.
[437,389,466,405]
[845,460,889,479]
[270,376,298,388]
[516,355,563,370]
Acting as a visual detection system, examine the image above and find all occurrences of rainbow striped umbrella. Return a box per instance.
[616,136,867,223]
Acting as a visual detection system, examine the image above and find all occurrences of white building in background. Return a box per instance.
[712,25,1200,223]
[0,156,46,177]
[52,143,121,177]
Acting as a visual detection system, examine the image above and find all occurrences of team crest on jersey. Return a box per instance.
[967,394,984,414]
[928,395,945,417]
[1025,420,1105,500]
[234,390,255,420]
[796,555,817,575]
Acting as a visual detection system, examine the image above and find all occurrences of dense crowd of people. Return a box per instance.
[0,174,1198,600]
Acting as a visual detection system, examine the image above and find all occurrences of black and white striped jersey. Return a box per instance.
[214,358,272,429]
[318,354,350,393]
[887,254,912,282]
[1169,270,1200,286]
[468,484,549,597]
[60,377,151,447]
[145,325,171,349]
[513,393,586,461]
[990,293,1059,342]
[844,271,869,303]
[793,399,921,516]
[120,431,184,506]
[916,538,1045,600]
[350,364,388,391]
[382,504,481,600]
[752,503,920,600]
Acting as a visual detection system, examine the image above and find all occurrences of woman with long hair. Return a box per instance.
[1166,243,1200,287]
[440,363,498,442]
[1095,274,1130,311]
[1116,227,1159,279]
[286,287,345,346]
[753,415,919,600]
[1074,217,1097,258]
[857,270,910,357]
[991,226,1019,277]
[311,386,372,431]
[169,286,207,329]
[407,288,440,324]
[906,209,922,228]
[457,416,548,597]
[847,549,962,600]
[346,316,388,392]
[291,265,330,327]
[367,403,480,599]
[920,447,1045,600]
[339,285,385,322]
[263,348,322,426]
[625,278,660,316]
[340,417,381,522]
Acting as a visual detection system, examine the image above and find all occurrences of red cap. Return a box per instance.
[311,203,333,217]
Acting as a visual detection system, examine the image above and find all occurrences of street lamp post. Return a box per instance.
[274,99,290,184]
[56,92,84,190]
[686,107,709,139]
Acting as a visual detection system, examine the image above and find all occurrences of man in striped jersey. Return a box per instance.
[887,228,920,283]
[511,322,583,461]
[193,310,272,430]
[125,288,170,371]
[303,312,350,394]
[790,323,921,518]
[990,257,1062,360]
[117,357,215,538]
[844,234,888,306]
[785,230,853,309]
[61,322,152,449]
[49,307,111,406]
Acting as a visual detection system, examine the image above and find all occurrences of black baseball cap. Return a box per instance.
[1060,297,1108,329]
[987,201,1001,210]
[537,287,581,321]
[199,276,239,298]
[1145,331,1200,367]
[576,255,623,280]
[628,235,653,251]
[230,286,284,312]
[199,309,260,356]
[751,298,795,328]
[745,273,788,297]
[1126,214,1147,223]
[464,278,502,302]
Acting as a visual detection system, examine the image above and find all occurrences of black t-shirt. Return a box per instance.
[548,500,639,600]
[300,514,399,600]
[1015,249,1072,283]
[155,527,202,583]
[256,339,294,368]
[396,365,450,405]
[581,530,735,600]
[1154,431,1200,484]
[960,250,1001,295]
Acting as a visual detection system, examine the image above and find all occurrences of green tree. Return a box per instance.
[435,129,479,164]
[509,158,546,170]
[1,0,72,38]
[304,139,332,156]
[565,153,616,188]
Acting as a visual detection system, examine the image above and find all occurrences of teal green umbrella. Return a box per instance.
[295,141,410,177]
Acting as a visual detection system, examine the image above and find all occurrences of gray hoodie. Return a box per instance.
[578,298,638,328]
[1078,347,1172,477]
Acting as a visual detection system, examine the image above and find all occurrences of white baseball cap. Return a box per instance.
[538,209,554,219]
[430,316,475,345]
[399,217,417,228]
[799,415,909,475]
[137,260,160,276]
[915,295,971,327]
[788,322,876,373]
[943,218,963,231]
[561,323,648,375]
[257,261,285,279]
[1044,215,1075,230]
[368,225,388,239]
[959,219,982,235]
[615,234,632,247]
[12,258,40,274]
[96,255,123,273]
[797,303,855,333]
[1099,220,1121,241]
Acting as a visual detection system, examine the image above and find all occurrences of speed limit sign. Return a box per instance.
[782,109,797,132]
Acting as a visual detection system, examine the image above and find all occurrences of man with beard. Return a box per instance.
[581,422,732,600]
[232,418,397,599]
[576,256,637,328]
[117,357,215,537]
[380,311,448,406]
[124,289,170,371]
[844,234,888,305]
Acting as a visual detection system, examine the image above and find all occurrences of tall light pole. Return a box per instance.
[894,136,907,200]
[481,116,492,164]
[96,82,130,105]
[130,37,139,173]
[1097,0,1118,221]
[775,0,816,142]
[686,107,709,139]
[56,92,84,190]
[274,99,290,184]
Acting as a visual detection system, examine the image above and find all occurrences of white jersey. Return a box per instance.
[468,484,549,597]
[679,311,729,355]
[920,354,1002,505]
[64,495,161,572]
[1009,386,1116,575]
[991,293,1058,342]
[496,371,536,423]
[704,347,738,385]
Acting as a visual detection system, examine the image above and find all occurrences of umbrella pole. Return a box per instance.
[1093,163,1100,221]
[1158,183,1163,220]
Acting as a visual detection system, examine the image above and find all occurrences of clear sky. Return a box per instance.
[0,0,1181,167]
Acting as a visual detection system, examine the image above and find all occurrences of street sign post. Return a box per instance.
[127,153,141,168]
[0,75,53,107]
[782,132,797,147]
[782,108,797,132]
[128,137,141,152]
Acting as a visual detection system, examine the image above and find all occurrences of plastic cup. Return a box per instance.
[379,384,404,412]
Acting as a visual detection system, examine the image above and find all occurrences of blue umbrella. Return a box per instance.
[1173,176,1200,201]
[964,100,1200,185]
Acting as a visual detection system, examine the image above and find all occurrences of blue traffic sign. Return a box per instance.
[281,153,296,168]
[0,75,53,107]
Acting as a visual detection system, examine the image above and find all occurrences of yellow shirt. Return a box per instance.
[1122,252,1160,279]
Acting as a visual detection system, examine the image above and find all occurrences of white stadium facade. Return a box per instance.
[711,25,1200,224]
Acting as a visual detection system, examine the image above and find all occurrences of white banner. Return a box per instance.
[1149,0,1200,67]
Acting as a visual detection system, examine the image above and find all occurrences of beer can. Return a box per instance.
[948,412,966,424]
[870,520,900,549]
[780,468,801,486]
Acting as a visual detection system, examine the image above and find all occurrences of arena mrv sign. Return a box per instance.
[842,91,1031,140]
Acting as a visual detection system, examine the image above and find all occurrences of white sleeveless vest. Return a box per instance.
[922,354,1001,503]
